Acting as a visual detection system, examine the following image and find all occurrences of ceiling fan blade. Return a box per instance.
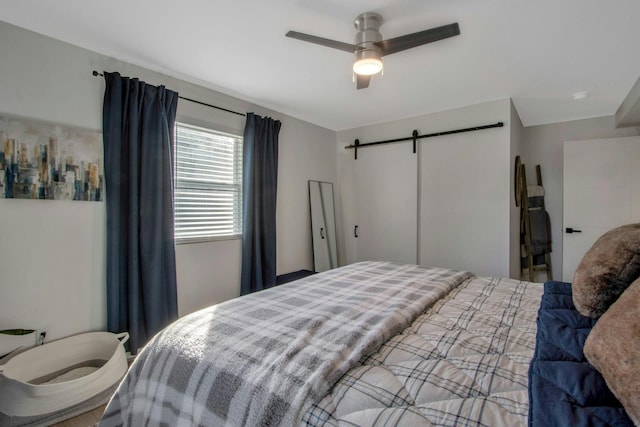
[377,23,460,56]
[356,75,371,90]
[286,31,356,53]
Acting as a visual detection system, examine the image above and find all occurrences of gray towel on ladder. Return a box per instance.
[529,208,551,255]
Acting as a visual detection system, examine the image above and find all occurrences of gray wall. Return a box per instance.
[0,21,336,344]
[2,18,639,350]
[521,116,640,280]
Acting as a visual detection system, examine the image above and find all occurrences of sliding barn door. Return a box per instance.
[419,128,510,278]
[352,142,418,264]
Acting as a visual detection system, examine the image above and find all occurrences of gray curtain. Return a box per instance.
[241,113,281,295]
[102,71,179,352]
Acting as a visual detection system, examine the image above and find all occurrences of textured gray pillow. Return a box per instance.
[584,278,640,425]
[572,223,640,318]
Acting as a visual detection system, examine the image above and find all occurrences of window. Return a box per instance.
[174,122,243,243]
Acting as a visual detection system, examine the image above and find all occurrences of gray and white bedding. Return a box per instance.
[304,275,543,426]
[100,261,542,426]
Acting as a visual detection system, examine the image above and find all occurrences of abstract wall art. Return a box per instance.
[0,115,103,201]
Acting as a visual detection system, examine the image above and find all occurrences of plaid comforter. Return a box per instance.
[100,262,472,426]
[303,275,544,426]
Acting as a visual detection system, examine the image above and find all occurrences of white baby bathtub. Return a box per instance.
[0,331,128,422]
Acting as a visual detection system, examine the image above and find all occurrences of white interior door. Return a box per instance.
[353,142,418,263]
[562,137,640,282]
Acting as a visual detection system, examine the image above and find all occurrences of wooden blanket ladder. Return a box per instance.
[518,163,553,282]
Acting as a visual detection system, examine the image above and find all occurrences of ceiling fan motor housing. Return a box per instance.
[354,12,383,59]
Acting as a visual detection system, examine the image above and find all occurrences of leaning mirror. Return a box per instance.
[309,180,338,272]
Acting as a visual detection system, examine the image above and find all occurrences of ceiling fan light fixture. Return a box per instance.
[353,57,383,76]
[286,11,460,89]
[353,50,383,76]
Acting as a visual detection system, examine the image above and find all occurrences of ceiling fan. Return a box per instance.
[286,12,460,89]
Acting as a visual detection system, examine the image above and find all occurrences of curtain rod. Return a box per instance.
[345,122,504,159]
[92,71,246,117]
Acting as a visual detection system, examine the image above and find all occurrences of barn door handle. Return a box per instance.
[566,227,582,234]
[320,227,325,239]
[354,225,359,238]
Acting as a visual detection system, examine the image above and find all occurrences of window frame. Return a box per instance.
[173,121,243,245]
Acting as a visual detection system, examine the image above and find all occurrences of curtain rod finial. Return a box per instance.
[92,70,103,77]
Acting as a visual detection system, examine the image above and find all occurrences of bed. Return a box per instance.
[101,246,640,427]
[99,261,547,426]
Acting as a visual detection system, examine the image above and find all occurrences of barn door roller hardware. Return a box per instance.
[345,122,504,159]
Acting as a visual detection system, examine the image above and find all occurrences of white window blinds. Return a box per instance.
[174,122,243,243]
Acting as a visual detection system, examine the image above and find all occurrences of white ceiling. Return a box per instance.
[2,0,640,131]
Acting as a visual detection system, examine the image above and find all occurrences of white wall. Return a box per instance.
[521,116,640,280]
[271,116,338,276]
[510,100,524,279]
[337,99,515,278]
[0,21,336,342]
